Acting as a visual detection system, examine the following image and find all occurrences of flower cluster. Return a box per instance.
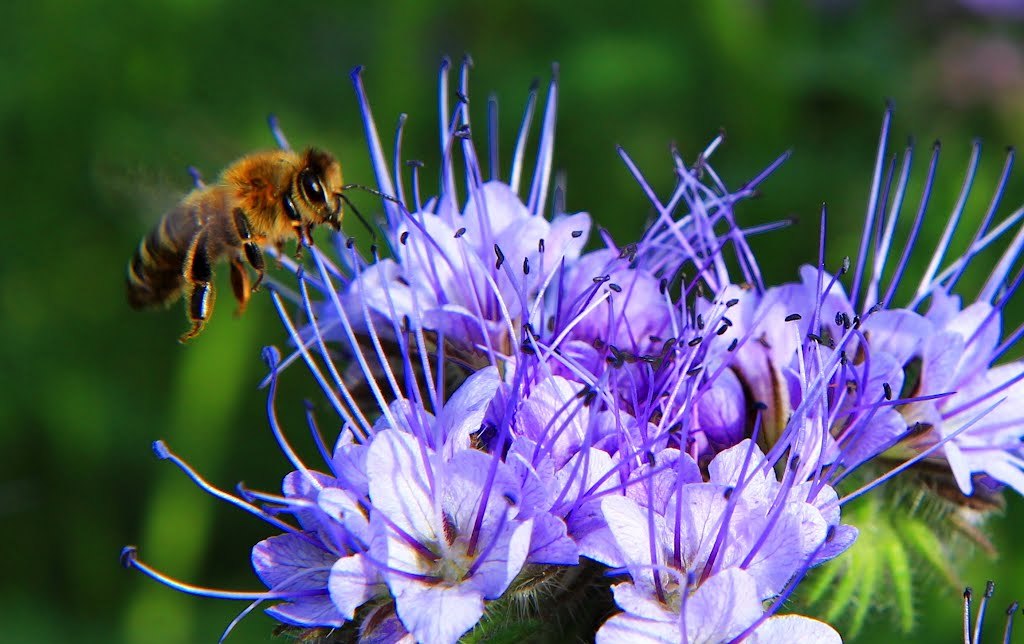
[123,61,1024,643]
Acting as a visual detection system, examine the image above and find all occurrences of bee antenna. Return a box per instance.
[339,183,402,205]
[337,192,378,241]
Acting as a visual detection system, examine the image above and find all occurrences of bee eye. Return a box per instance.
[300,170,326,205]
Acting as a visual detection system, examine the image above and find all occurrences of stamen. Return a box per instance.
[838,398,1002,505]
[263,348,323,492]
[187,166,205,189]
[851,104,894,307]
[1004,600,1019,643]
[881,141,941,309]
[121,546,319,601]
[150,440,303,537]
[392,113,408,207]
[973,580,996,644]
[965,586,974,644]
[350,65,401,228]
[510,78,539,194]
[527,66,558,217]
[266,113,292,152]
[487,93,499,180]
[915,139,981,301]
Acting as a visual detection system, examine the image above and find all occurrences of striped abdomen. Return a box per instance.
[126,204,200,310]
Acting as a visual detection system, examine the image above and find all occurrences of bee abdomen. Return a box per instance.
[126,214,192,310]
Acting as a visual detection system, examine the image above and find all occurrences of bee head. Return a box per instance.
[294,148,344,230]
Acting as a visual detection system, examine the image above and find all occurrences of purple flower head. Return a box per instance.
[592,440,849,644]
[121,61,878,643]
[823,109,1024,498]
[364,429,531,644]
[334,59,591,360]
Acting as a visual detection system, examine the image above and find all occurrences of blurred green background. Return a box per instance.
[4,1,1024,642]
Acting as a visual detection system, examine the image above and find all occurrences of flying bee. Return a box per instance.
[126,147,350,342]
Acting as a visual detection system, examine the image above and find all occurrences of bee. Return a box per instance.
[126,148,346,342]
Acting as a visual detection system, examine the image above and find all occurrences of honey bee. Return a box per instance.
[126,148,347,342]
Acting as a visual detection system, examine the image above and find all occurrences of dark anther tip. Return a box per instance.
[349,65,364,81]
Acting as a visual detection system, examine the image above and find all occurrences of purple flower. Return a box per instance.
[593,440,848,643]
[122,60,902,643]
[823,110,1024,497]
[336,60,591,358]
[364,429,531,644]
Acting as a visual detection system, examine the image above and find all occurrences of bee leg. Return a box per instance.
[274,240,286,269]
[229,257,251,316]
[179,233,214,343]
[231,206,266,290]
[292,223,305,261]
[245,242,266,292]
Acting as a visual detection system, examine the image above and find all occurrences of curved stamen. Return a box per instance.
[150,440,305,538]
[121,546,322,601]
